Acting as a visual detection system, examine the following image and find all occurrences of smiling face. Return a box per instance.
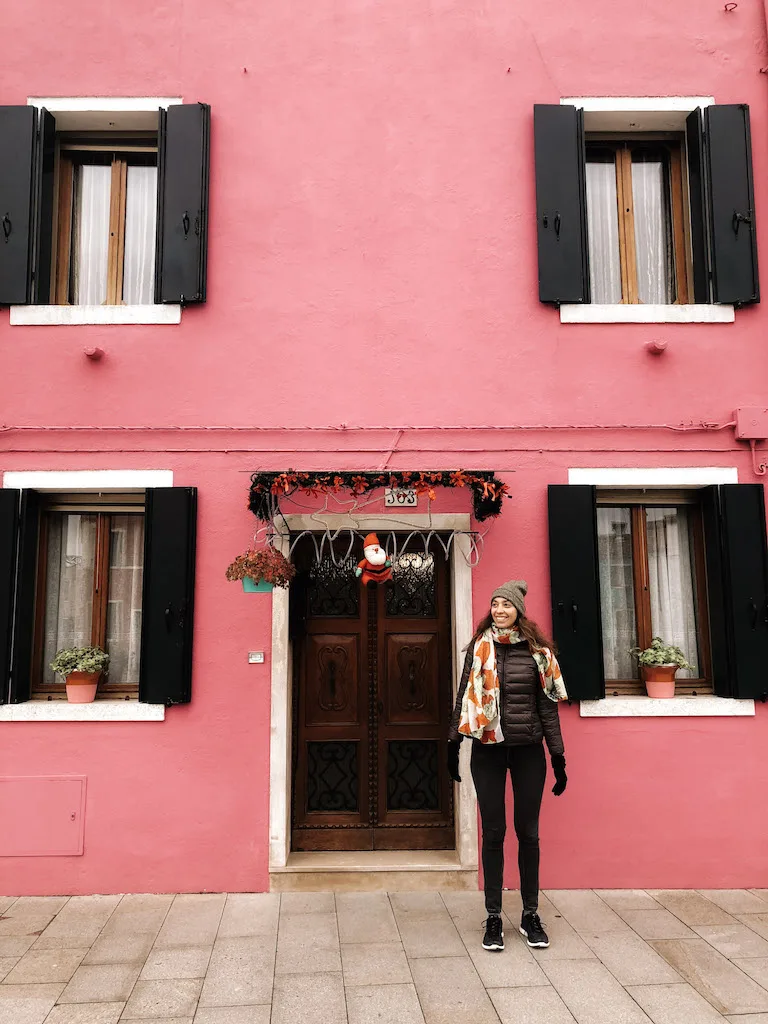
[491,597,518,629]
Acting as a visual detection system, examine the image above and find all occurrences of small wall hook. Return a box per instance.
[646,339,668,356]
[84,347,105,361]
[724,3,737,10]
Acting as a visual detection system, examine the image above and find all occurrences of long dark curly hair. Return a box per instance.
[467,611,556,652]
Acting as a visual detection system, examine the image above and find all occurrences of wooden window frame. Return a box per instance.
[51,136,157,306]
[597,493,712,696]
[31,495,145,701]
[586,134,690,305]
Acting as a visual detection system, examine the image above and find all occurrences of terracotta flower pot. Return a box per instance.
[641,664,678,699]
[65,671,101,703]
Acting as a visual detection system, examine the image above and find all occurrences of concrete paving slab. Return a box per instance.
[121,978,203,1019]
[217,895,279,939]
[3,946,88,984]
[647,892,735,928]
[35,896,121,950]
[153,896,226,950]
[0,981,65,1024]
[652,938,768,1015]
[409,955,499,1024]
[731,958,768,990]
[583,931,682,986]
[488,985,577,1024]
[271,972,346,1024]
[42,1005,125,1024]
[693,924,768,959]
[279,892,334,915]
[545,890,631,936]
[699,891,768,916]
[345,983,426,1024]
[626,982,728,1023]
[336,893,400,944]
[140,946,213,981]
[275,910,340,974]
[594,891,661,912]
[541,959,653,1023]
[341,942,412,986]
[0,935,37,957]
[0,901,16,916]
[0,957,18,982]
[198,938,275,1006]
[57,963,141,1003]
[739,915,768,943]
[618,908,697,940]
[193,1009,271,1024]
[100,895,172,937]
[82,931,155,965]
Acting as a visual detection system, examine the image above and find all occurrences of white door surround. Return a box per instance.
[269,514,479,874]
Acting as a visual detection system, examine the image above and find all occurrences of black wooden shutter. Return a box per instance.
[699,486,731,696]
[10,490,41,703]
[155,104,210,305]
[685,109,711,304]
[0,107,37,305]
[0,490,20,704]
[140,487,197,704]
[534,105,590,305]
[548,485,605,700]
[705,105,759,306]
[33,109,56,305]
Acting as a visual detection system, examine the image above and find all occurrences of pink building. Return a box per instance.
[2,0,768,896]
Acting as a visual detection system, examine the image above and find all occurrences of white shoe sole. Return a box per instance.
[482,940,504,951]
[519,926,549,948]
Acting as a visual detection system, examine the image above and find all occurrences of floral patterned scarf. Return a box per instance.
[458,626,568,744]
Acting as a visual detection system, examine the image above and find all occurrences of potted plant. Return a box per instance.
[226,546,296,593]
[50,646,110,703]
[629,637,694,698]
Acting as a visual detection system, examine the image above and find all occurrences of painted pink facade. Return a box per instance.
[2,0,768,895]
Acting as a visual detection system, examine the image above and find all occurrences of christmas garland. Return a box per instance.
[248,470,509,522]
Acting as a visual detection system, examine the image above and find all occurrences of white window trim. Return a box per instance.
[10,306,182,327]
[28,97,182,112]
[568,467,738,487]
[562,96,714,113]
[0,468,172,722]
[560,304,734,325]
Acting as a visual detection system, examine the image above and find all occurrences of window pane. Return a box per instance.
[42,514,98,686]
[646,507,699,677]
[631,148,675,304]
[105,514,145,684]
[72,163,111,305]
[597,507,638,679]
[586,150,622,304]
[122,165,157,304]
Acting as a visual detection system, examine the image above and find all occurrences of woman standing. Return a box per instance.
[447,580,568,952]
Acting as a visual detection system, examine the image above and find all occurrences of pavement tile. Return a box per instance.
[336,894,400,944]
[35,896,121,950]
[198,938,274,1006]
[193,1007,271,1023]
[101,895,172,936]
[545,890,631,936]
[409,955,499,1024]
[732,958,768,990]
[439,891,487,920]
[724,1017,768,1023]
[3,947,88,984]
[594,891,661,912]
[468,942,548,988]
[693,924,768,959]
[346,983,426,1024]
[278,892,334,915]
[0,901,16,916]
[583,932,681,986]
[627,982,728,1023]
[6,898,69,916]
[488,985,577,1024]
[699,891,768,916]
[82,931,155,965]
[0,936,37,956]
[390,898,464,959]
[153,896,226,949]
[57,963,141,1003]
[528,913,598,962]
[120,1020,192,1024]
[122,978,203,1019]
[43,1005,125,1024]
[652,938,768,1014]
[341,942,412,986]
[140,946,213,980]
[0,982,65,1024]
[275,911,340,974]
[271,972,346,1024]
[749,892,768,905]
[0,915,55,938]
[618,908,697,940]
[739,915,768,943]
[541,959,653,1023]
[390,893,446,915]
[648,891,735,928]
[0,957,18,982]
[217,895,279,939]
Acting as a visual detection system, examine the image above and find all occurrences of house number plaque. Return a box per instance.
[385,488,418,507]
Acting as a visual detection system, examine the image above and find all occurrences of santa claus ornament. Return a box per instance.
[355,533,393,586]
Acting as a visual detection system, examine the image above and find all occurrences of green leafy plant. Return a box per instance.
[629,637,694,671]
[225,546,296,588]
[50,646,110,677]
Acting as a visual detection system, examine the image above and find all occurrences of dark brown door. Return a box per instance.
[291,536,454,851]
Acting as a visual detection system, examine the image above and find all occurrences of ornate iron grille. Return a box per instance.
[386,552,437,617]
[306,741,359,812]
[387,740,439,811]
[307,556,359,617]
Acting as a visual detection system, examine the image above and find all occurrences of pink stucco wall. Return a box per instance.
[2,0,768,893]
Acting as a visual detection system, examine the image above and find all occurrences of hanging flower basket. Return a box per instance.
[226,546,295,592]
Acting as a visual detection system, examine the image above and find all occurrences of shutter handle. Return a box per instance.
[165,603,173,631]
[554,212,562,239]
[178,599,187,630]
[556,600,564,615]
[733,211,752,235]
[182,211,190,238]
[571,601,578,631]
[750,598,759,630]
[2,214,10,242]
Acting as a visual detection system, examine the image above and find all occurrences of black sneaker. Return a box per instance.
[519,911,549,948]
[482,914,504,951]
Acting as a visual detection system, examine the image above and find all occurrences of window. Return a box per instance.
[53,141,158,306]
[585,139,688,305]
[32,495,145,699]
[596,494,711,694]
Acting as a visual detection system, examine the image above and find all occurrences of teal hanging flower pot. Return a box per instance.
[242,577,274,593]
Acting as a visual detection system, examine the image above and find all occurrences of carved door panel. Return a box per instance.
[291,537,454,852]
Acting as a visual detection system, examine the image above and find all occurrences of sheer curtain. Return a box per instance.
[586,152,622,304]
[72,164,111,305]
[123,166,157,304]
[631,150,674,304]
[106,515,144,684]
[646,508,699,677]
[42,514,98,686]
[597,508,638,678]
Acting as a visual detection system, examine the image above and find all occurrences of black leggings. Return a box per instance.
[470,741,546,916]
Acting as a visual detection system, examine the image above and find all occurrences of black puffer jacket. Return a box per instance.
[448,639,564,755]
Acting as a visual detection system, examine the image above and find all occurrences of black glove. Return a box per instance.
[551,753,567,796]
[447,740,462,783]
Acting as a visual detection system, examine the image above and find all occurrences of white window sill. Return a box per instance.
[0,702,165,722]
[580,695,754,717]
[9,305,182,326]
[560,304,735,324]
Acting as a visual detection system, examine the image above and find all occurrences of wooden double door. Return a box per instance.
[291,537,454,851]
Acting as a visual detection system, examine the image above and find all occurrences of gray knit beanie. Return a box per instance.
[490,579,528,617]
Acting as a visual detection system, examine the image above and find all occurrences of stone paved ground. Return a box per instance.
[4,889,768,1023]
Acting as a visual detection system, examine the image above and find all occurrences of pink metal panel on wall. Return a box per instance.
[0,776,86,856]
